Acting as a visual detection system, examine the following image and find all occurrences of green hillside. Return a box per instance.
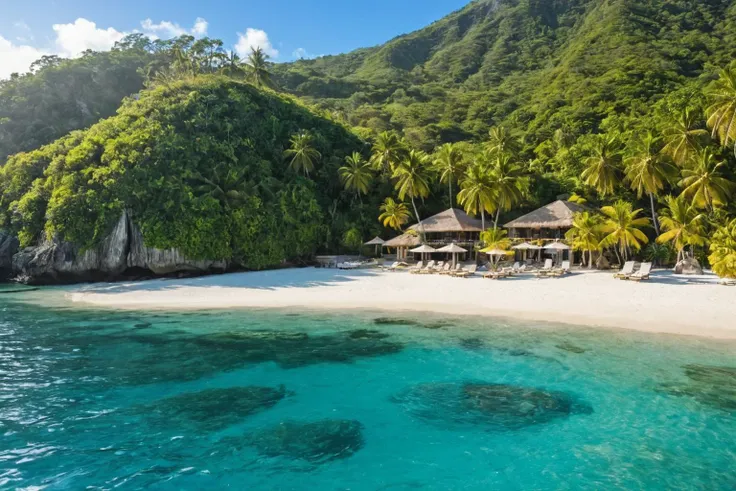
[273,0,736,151]
[0,77,375,269]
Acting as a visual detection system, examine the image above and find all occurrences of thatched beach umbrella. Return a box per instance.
[544,241,571,264]
[364,236,385,256]
[481,246,514,271]
[436,243,468,267]
[512,242,541,262]
[410,244,437,262]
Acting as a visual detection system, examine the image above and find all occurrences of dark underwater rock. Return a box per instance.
[142,386,290,430]
[373,317,421,326]
[556,342,587,354]
[392,382,592,430]
[245,419,364,463]
[658,365,736,411]
[349,329,391,340]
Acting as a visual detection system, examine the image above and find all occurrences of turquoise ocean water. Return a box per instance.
[0,286,734,490]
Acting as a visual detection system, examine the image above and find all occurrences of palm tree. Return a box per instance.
[705,65,736,155]
[284,131,321,176]
[245,47,273,88]
[624,132,676,236]
[662,109,708,166]
[599,200,651,264]
[392,150,433,239]
[457,160,495,231]
[480,228,513,270]
[433,143,466,208]
[219,51,244,78]
[378,197,411,231]
[489,153,527,228]
[190,164,252,210]
[485,126,520,156]
[565,212,603,268]
[581,135,621,196]
[656,195,707,263]
[678,148,735,211]
[370,131,406,174]
[339,152,373,200]
[709,218,736,279]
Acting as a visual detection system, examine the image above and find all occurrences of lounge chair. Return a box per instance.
[535,259,554,277]
[382,261,399,271]
[436,263,451,275]
[455,264,477,278]
[614,261,635,279]
[428,261,445,274]
[408,261,423,273]
[416,260,435,274]
[627,262,652,281]
[446,264,463,276]
[551,260,571,277]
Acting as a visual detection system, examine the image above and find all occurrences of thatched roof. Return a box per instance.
[504,201,586,229]
[408,208,483,233]
[364,236,385,246]
[383,233,421,248]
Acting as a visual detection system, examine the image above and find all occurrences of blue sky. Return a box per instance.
[0,0,471,78]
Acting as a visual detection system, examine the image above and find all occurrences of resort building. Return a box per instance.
[383,208,484,261]
[504,200,586,241]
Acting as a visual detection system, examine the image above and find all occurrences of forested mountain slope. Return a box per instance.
[273,0,736,151]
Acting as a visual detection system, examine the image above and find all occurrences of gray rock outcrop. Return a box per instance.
[674,257,703,275]
[9,211,228,284]
[0,230,19,279]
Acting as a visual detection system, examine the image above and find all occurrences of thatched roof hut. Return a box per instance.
[383,233,421,248]
[504,200,586,230]
[407,208,483,233]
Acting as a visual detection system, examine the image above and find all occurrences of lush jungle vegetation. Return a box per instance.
[2,0,736,277]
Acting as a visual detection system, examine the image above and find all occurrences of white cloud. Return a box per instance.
[52,18,126,57]
[0,16,211,80]
[292,47,321,60]
[235,28,278,59]
[0,36,47,79]
[140,17,208,39]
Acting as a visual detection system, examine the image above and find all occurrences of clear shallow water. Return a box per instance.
[0,289,735,490]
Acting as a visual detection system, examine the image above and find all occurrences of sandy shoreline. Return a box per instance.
[66,267,736,339]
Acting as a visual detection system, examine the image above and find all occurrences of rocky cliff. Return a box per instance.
[0,230,19,280]
[8,211,228,285]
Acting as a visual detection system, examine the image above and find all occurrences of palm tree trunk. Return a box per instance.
[649,192,660,236]
[481,209,486,232]
[449,181,453,208]
[494,208,501,230]
[588,250,594,269]
[411,196,425,242]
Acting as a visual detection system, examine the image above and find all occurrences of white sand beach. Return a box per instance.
[69,267,736,339]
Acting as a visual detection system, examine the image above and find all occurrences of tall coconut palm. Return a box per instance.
[705,65,736,155]
[457,160,495,231]
[433,143,466,208]
[378,197,411,231]
[565,212,603,268]
[485,126,520,156]
[284,131,321,176]
[392,150,433,239]
[656,195,707,263]
[662,109,708,166]
[489,153,527,228]
[581,135,621,196]
[370,131,406,174]
[245,47,273,88]
[709,218,736,279]
[599,200,651,263]
[219,51,244,78]
[624,132,676,236]
[339,152,373,200]
[678,148,735,211]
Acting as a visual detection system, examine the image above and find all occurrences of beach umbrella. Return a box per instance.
[481,247,514,271]
[544,241,571,264]
[364,236,385,256]
[512,242,540,262]
[436,243,468,267]
[410,244,437,262]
